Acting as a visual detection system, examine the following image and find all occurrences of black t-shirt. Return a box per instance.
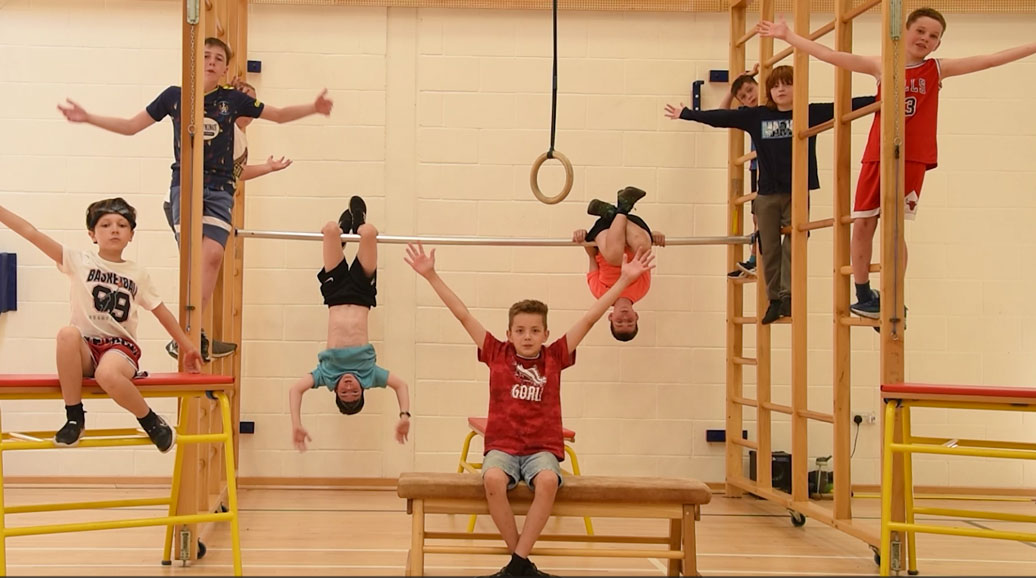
[146,85,264,192]
[679,97,875,195]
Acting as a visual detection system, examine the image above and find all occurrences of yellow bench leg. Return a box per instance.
[564,444,594,535]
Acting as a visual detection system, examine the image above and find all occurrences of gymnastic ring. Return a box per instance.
[530,150,573,205]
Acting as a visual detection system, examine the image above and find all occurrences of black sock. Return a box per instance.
[137,409,159,430]
[855,282,872,303]
[65,403,85,423]
[507,553,530,573]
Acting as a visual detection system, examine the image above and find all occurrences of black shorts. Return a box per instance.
[585,213,651,242]
[318,257,377,308]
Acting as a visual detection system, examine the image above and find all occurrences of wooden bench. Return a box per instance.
[397,471,712,576]
[879,383,1036,576]
[0,372,242,576]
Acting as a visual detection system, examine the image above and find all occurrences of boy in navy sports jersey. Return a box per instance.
[758,8,1036,319]
[0,198,201,451]
[404,242,653,577]
[288,197,412,450]
[58,37,332,359]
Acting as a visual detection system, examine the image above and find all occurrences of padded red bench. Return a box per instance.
[878,383,1036,576]
[0,372,243,575]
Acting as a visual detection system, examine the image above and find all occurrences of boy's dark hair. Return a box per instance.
[508,299,548,330]
[764,65,794,110]
[730,73,758,98]
[86,197,137,231]
[205,37,233,61]
[907,7,946,36]
[610,321,638,342]
[335,389,365,415]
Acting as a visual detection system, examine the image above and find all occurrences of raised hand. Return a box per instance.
[756,16,789,39]
[293,425,312,452]
[652,231,667,247]
[572,229,588,243]
[395,417,411,444]
[664,103,685,120]
[404,242,437,278]
[621,247,656,281]
[264,155,293,172]
[314,88,333,115]
[57,99,88,123]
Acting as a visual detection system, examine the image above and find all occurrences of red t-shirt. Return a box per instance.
[477,333,575,460]
[586,249,651,303]
[861,59,941,169]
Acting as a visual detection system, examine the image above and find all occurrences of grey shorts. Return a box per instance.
[482,450,563,490]
[164,185,235,247]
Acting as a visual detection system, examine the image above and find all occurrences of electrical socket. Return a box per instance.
[853,411,877,425]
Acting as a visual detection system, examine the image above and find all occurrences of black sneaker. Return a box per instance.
[850,290,880,320]
[616,186,646,214]
[209,338,237,359]
[478,566,514,578]
[780,295,791,318]
[54,420,84,447]
[727,267,744,279]
[523,561,557,577]
[337,209,352,247]
[761,300,782,325]
[144,415,176,453]
[348,195,366,233]
[586,199,616,218]
[737,257,757,276]
[166,336,212,363]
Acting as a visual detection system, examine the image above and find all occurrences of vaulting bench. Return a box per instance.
[397,471,712,576]
[0,372,242,576]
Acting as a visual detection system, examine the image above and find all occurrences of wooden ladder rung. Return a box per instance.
[733,356,758,366]
[733,316,758,325]
[732,396,758,408]
[797,409,835,424]
[761,401,793,415]
[729,436,758,450]
[837,264,881,275]
[839,316,879,327]
[799,218,834,232]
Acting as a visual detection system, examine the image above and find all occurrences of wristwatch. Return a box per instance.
[400,411,412,418]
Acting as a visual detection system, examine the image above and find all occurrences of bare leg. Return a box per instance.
[354,223,379,277]
[513,471,559,558]
[55,326,93,406]
[851,216,878,285]
[483,468,520,552]
[625,221,652,256]
[93,353,149,418]
[595,214,628,266]
[321,221,346,273]
[199,237,227,315]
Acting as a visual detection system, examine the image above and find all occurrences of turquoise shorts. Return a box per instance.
[310,344,389,390]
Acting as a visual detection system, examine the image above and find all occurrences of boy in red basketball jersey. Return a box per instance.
[758,8,1036,318]
[404,242,653,577]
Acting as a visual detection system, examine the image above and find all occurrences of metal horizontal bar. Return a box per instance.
[886,521,1036,543]
[236,230,751,247]
[890,443,1036,460]
[425,531,669,544]
[423,544,683,559]
[912,507,1036,524]
[5,497,170,515]
[843,101,880,122]
[2,512,233,538]
[842,0,881,22]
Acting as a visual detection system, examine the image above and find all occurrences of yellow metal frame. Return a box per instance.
[0,388,243,576]
[879,397,1036,575]
[456,425,594,535]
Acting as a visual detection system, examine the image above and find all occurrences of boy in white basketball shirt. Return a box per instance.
[0,198,202,451]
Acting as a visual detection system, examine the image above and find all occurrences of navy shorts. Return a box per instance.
[164,185,235,247]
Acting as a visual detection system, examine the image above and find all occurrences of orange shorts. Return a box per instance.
[853,161,928,220]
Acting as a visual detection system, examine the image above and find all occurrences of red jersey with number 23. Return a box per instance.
[861,59,941,169]
[478,333,575,460]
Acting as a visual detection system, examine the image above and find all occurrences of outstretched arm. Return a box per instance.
[386,373,411,444]
[240,156,293,181]
[57,100,155,135]
[151,304,203,373]
[564,249,655,352]
[288,374,315,452]
[404,243,488,347]
[572,229,599,272]
[0,205,63,265]
[259,89,333,123]
[940,42,1036,79]
[757,16,881,78]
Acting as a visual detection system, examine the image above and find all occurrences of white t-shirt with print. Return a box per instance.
[58,248,163,341]
[232,124,248,183]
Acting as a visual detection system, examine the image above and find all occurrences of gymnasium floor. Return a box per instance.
[1,485,1034,576]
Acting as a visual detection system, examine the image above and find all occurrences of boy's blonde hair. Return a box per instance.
[764,65,794,109]
[907,7,946,36]
[508,300,548,330]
